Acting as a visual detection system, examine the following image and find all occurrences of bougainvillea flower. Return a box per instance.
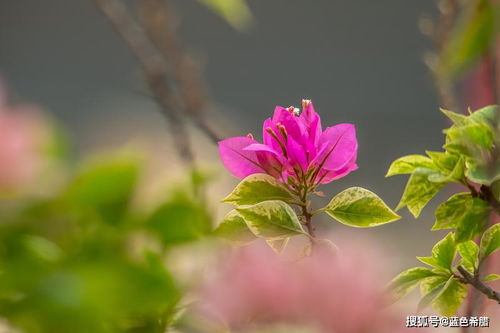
[199,235,413,333]
[218,100,358,186]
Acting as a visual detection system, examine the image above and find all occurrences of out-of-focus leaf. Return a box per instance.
[65,154,141,224]
[324,187,400,227]
[479,223,500,261]
[266,238,289,254]
[198,0,253,31]
[236,200,305,240]
[386,155,435,177]
[396,168,445,218]
[483,274,500,282]
[438,0,496,80]
[222,173,296,206]
[214,209,256,244]
[387,267,438,301]
[418,275,449,312]
[147,194,212,245]
[430,277,468,316]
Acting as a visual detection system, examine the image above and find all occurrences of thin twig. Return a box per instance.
[94,0,194,164]
[140,0,221,143]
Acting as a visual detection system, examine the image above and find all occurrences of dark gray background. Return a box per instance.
[0,0,455,259]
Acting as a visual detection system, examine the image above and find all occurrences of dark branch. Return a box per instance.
[457,265,500,305]
[94,0,194,164]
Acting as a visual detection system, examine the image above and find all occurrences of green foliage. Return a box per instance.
[323,187,400,227]
[389,105,500,315]
[236,200,306,240]
[0,154,217,332]
[222,173,296,205]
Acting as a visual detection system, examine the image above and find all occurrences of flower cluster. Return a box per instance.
[218,100,358,189]
[199,237,411,333]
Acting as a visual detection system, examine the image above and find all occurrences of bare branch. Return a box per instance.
[94,0,194,164]
[140,0,222,143]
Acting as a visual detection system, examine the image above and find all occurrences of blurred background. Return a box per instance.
[0,0,448,260]
[1,1,500,332]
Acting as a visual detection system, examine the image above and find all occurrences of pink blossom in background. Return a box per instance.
[218,100,358,186]
[0,85,45,191]
[199,237,414,333]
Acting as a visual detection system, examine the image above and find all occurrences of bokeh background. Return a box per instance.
[0,0,452,263]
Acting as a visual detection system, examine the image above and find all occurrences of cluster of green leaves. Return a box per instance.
[387,105,500,315]
[0,154,213,333]
[215,173,400,253]
[389,228,500,316]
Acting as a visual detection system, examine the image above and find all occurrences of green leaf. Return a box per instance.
[457,241,479,272]
[236,201,305,240]
[66,155,140,207]
[444,123,494,161]
[323,187,400,227]
[431,233,457,271]
[214,210,256,244]
[417,256,439,268]
[469,105,499,124]
[465,159,500,185]
[65,154,141,225]
[483,274,500,282]
[433,193,473,230]
[440,108,471,126]
[198,0,253,31]
[386,155,435,177]
[147,194,212,245]
[455,198,490,243]
[266,238,289,254]
[479,224,500,261]
[222,174,296,206]
[23,235,63,263]
[426,151,459,174]
[418,276,449,312]
[396,168,445,218]
[431,277,468,316]
[387,267,438,300]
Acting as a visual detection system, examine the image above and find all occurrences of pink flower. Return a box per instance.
[0,84,45,192]
[218,100,358,186]
[199,237,412,333]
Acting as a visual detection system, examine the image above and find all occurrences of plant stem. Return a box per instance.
[301,203,316,239]
[457,266,500,304]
